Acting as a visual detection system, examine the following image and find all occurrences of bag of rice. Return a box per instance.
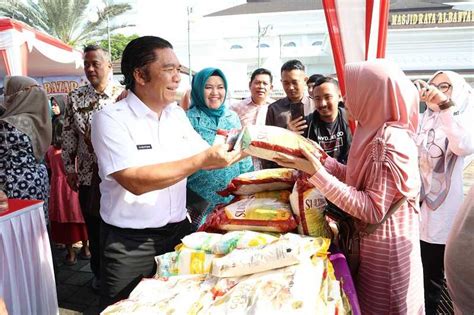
[235,125,306,162]
[211,234,330,277]
[181,232,223,253]
[199,191,297,233]
[211,230,278,255]
[218,168,298,197]
[155,245,217,277]
[289,176,332,238]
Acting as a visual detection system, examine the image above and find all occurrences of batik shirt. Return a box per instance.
[62,83,123,186]
[0,122,50,221]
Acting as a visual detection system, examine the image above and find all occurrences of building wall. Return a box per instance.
[167,7,474,97]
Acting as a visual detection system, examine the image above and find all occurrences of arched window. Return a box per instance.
[257,43,270,48]
[283,42,296,47]
[312,41,323,46]
[230,44,243,49]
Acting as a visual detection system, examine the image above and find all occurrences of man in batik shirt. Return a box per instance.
[62,45,123,290]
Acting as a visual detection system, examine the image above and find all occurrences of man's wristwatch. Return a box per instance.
[438,98,455,111]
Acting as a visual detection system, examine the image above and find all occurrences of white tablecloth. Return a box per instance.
[0,199,58,315]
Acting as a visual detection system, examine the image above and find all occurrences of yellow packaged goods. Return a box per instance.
[200,191,297,233]
[235,125,307,163]
[102,249,352,315]
[181,231,278,255]
[181,232,223,253]
[155,246,216,277]
[211,234,330,278]
[101,276,207,314]
[212,230,278,255]
[218,168,298,197]
[289,176,332,238]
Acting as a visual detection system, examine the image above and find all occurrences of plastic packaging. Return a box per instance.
[199,192,297,233]
[211,234,330,277]
[289,176,332,238]
[218,168,298,197]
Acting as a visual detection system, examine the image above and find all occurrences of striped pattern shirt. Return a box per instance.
[310,157,425,314]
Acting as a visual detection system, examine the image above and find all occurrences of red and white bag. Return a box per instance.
[290,176,332,238]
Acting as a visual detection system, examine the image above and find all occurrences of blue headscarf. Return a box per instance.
[191,67,228,122]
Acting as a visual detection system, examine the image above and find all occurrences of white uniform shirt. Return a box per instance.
[91,92,209,229]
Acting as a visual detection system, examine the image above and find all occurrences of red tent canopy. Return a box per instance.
[0,18,84,77]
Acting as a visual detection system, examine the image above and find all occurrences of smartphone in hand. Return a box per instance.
[290,104,305,120]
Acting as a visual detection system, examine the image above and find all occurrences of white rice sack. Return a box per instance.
[211,233,330,278]
[181,232,223,253]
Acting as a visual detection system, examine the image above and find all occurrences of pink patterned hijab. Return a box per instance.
[344,59,420,199]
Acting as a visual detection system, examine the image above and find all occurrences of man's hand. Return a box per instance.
[287,116,307,134]
[66,173,79,191]
[201,144,246,170]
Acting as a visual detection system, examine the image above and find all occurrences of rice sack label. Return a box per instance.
[218,168,298,197]
[290,176,332,238]
[200,190,297,233]
[236,125,306,162]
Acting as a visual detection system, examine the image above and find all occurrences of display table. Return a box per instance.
[0,199,58,315]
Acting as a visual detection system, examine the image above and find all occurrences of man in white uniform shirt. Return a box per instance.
[91,36,242,308]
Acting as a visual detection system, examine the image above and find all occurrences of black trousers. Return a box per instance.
[99,219,193,309]
[78,185,102,279]
[420,240,446,315]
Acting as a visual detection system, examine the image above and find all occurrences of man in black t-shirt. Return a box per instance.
[289,76,352,164]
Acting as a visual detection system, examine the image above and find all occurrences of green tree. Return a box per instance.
[0,0,133,47]
[91,33,139,61]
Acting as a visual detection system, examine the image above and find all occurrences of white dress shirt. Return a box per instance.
[91,92,209,229]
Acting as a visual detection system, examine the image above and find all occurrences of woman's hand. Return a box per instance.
[273,141,323,176]
[414,80,449,112]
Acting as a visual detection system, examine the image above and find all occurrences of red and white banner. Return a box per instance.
[322,0,390,94]
[0,18,84,77]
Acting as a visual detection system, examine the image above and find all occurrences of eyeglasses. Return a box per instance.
[429,82,451,93]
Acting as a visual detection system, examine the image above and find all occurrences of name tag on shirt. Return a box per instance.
[136,144,152,150]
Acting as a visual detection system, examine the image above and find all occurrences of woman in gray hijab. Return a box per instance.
[0,76,52,222]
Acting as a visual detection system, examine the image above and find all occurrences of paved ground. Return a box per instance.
[53,244,100,315]
[54,161,473,315]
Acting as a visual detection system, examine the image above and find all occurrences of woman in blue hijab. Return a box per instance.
[187,68,253,227]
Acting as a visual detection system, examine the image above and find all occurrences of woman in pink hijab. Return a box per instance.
[275,59,424,314]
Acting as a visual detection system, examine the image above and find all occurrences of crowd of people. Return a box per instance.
[0,35,473,314]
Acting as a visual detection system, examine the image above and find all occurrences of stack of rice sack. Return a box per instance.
[199,168,299,234]
[198,168,332,240]
[101,232,352,315]
[227,125,333,238]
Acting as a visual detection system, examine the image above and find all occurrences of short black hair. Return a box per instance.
[307,74,324,85]
[281,59,305,73]
[121,36,173,92]
[314,76,340,89]
[83,44,110,61]
[250,68,273,84]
